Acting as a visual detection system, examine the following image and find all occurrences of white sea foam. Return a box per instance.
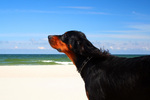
[55,61,73,65]
[41,60,53,63]
[40,60,73,65]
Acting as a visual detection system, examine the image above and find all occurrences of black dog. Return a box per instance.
[48,30,150,100]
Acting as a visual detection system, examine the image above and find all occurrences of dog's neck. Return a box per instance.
[64,52,94,74]
[64,50,76,65]
[78,57,92,73]
[73,55,93,73]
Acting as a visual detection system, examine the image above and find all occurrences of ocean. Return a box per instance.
[0,54,147,65]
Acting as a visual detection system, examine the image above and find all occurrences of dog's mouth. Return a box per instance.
[48,35,62,52]
[56,49,62,52]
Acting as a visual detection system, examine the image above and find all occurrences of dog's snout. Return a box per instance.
[48,35,53,39]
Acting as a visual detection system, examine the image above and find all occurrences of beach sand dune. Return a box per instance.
[0,65,87,100]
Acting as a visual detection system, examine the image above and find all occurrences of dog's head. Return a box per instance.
[48,31,100,56]
[48,30,109,63]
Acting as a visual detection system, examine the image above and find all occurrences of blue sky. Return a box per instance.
[0,0,150,54]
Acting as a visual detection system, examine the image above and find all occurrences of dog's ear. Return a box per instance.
[69,38,83,54]
[81,40,101,57]
[70,38,101,57]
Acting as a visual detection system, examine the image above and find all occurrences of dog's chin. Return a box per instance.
[56,49,62,52]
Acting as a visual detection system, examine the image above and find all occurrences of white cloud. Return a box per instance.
[110,46,114,50]
[14,46,18,49]
[132,11,147,16]
[132,11,150,19]
[0,33,48,37]
[38,47,45,49]
[88,33,150,40]
[88,23,150,40]
[61,6,93,10]
[116,47,121,50]
[76,11,109,15]
[0,39,50,50]
[42,38,48,41]
[92,41,150,52]
[0,9,60,14]
[142,47,150,51]
[129,24,150,32]
[0,9,109,15]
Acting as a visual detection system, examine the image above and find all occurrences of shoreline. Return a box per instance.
[0,65,87,100]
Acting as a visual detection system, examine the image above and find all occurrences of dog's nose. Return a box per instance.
[48,35,53,39]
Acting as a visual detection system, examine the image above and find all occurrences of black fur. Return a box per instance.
[48,30,150,100]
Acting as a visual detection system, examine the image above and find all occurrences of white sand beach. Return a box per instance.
[0,65,88,100]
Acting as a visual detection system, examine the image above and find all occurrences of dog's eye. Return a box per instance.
[61,34,67,41]
[64,34,67,38]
